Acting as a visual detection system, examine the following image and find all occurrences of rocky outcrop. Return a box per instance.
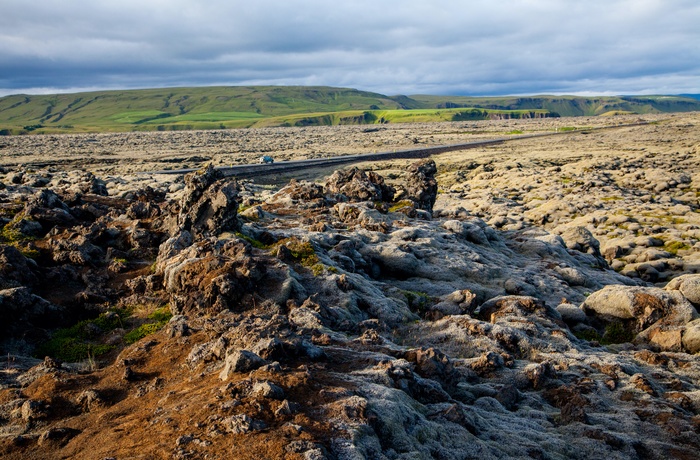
[0,245,38,288]
[176,165,240,237]
[400,159,438,212]
[324,167,395,202]
[581,285,698,331]
[158,236,268,316]
[0,287,63,334]
[580,283,700,353]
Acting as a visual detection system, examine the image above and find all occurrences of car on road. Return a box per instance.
[259,156,274,164]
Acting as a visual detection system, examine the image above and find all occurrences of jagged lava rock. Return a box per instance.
[177,164,240,237]
[400,159,438,212]
[324,167,395,202]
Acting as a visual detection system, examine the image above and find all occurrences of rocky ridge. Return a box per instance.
[0,114,700,459]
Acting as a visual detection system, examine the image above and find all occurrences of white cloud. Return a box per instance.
[0,0,698,96]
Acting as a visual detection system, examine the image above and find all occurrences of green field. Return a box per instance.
[1,85,698,134]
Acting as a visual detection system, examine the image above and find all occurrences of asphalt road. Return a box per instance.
[146,122,650,179]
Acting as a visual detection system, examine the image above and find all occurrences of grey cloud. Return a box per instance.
[0,0,698,96]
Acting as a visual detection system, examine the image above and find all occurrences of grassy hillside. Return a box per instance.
[0,86,403,134]
[409,94,700,117]
[1,86,698,134]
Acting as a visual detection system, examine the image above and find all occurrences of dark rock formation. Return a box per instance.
[402,159,438,212]
[324,167,395,202]
[177,165,240,237]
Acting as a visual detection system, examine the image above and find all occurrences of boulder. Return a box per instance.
[324,167,395,202]
[47,234,105,266]
[37,427,81,448]
[581,285,698,332]
[219,350,266,380]
[665,274,700,306]
[557,226,602,259]
[222,414,266,434]
[266,179,325,209]
[682,319,700,354]
[158,237,267,315]
[0,245,38,288]
[556,303,587,326]
[0,287,64,333]
[402,159,438,212]
[442,220,489,245]
[252,381,285,400]
[427,290,478,318]
[177,165,239,237]
[475,296,561,323]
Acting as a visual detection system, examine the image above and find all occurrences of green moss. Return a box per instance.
[401,290,431,313]
[0,220,39,258]
[574,323,634,345]
[601,322,635,344]
[600,196,623,201]
[235,231,269,249]
[35,338,114,363]
[574,329,601,342]
[0,224,34,245]
[669,217,687,225]
[0,202,24,219]
[33,311,126,361]
[124,322,166,344]
[275,238,319,267]
[665,241,690,256]
[31,304,172,361]
[148,306,173,322]
[389,200,415,212]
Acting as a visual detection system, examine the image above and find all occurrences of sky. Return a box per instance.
[1,0,698,97]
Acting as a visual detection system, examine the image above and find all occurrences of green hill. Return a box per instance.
[1,86,698,134]
[408,94,700,117]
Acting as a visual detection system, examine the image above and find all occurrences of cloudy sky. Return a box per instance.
[1,0,698,97]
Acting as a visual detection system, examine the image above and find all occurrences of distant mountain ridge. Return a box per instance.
[1,85,699,134]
